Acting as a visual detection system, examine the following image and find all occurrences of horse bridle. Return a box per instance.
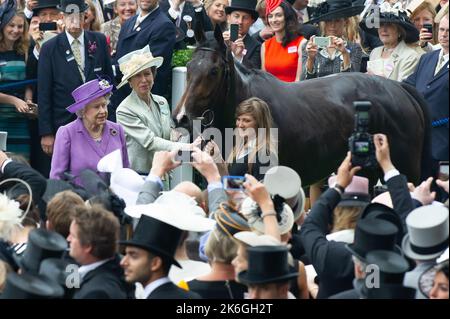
[193,47,232,129]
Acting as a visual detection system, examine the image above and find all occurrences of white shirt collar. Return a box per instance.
[137,5,159,23]
[78,258,110,280]
[66,30,85,46]
[438,48,449,64]
[143,276,172,299]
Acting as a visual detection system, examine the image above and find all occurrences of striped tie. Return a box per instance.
[71,38,85,82]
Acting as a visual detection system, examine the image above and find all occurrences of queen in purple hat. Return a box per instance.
[50,79,130,186]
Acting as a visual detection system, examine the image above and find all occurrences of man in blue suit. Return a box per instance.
[112,0,176,107]
[38,0,114,156]
[405,14,449,172]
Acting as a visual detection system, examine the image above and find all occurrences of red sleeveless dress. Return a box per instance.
[264,35,304,82]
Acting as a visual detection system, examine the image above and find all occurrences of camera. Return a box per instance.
[39,22,57,31]
[348,101,377,169]
[230,24,239,42]
[222,176,245,191]
[175,150,193,163]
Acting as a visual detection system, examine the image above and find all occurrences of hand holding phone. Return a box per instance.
[422,23,433,40]
[230,24,239,42]
[313,36,331,48]
[175,149,193,163]
[438,161,449,182]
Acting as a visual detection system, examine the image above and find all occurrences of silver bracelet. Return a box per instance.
[261,210,277,219]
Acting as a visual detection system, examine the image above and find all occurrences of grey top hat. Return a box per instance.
[402,205,449,261]
[263,166,305,221]
[14,229,68,275]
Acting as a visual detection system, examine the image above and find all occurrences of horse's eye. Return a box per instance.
[210,67,219,77]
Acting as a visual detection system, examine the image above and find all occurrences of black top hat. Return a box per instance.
[14,229,68,275]
[57,0,88,13]
[215,208,250,239]
[0,272,64,299]
[365,250,410,284]
[225,0,259,21]
[308,0,365,24]
[34,0,60,12]
[360,9,419,44]
[0,0,16,30]
[346,218,399,261]
[238,245,298,285]
[120,215,183,268]
[361,203,404,242]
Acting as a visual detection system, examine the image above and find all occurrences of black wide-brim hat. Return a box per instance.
[346,218,400,262]
[0,0,17,30]
[225,0,259,21]
[120,214,183,268]
[34,0,60,11]
[0,272,64,299]
[57,0,88,13]
[308,0,365,24]
[238,245,298,285]
[360,10,419,44]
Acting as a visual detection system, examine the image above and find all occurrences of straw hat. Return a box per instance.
[117,45,163,89]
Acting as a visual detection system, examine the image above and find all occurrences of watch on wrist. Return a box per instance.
[334,184,345,195]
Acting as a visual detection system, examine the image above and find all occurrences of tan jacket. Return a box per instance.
[369,40,423,81]
[116,90,182,174]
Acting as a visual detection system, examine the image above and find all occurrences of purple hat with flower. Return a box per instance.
[66,79,113,113]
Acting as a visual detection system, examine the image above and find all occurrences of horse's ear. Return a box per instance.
[214,24,227,54]
[194,19,206,44]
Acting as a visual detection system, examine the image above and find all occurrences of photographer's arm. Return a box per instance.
[244,174,280,242]
[374,134,416,235]
[191,148,227,217]
[136,151,181,205]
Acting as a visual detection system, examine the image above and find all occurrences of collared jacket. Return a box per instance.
[116,90,183,174]
[50,118,130,186]
[369,40,422,82]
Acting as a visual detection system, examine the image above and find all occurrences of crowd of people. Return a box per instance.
[0,0,449,300]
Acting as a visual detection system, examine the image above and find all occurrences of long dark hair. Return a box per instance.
[278,1,300,47]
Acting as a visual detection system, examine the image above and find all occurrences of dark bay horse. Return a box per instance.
[174,26,432,186]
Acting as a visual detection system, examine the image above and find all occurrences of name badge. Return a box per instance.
[66,55,75,62]
[94,67,102,72]
[288,46,297,54]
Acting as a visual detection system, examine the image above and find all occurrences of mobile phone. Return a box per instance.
[313,36,331,48]
[175,149,193,163]
[438,161,449,181]
[39,22,57,31]
[0,131,7,151]
[222,176,245,191]
[423,23,433,39]
[230,24,239,42]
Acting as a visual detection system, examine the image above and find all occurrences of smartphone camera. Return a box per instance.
[438,161,449,182]
[175,150,193,163]
[423,23,433,40]
[222,176,245,191]
[39,22,58,32]
[230,24,239,42]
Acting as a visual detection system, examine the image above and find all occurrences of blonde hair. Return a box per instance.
[331,206,364,233]
[410,2,437,43]
[319,17,349,37]
[204,0,229,29]
[86,0,101,32]
[0,12,29,58]
[205,228,238,264]
[227,97,277,174]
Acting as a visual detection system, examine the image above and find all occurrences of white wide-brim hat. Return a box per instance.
[125,202,215,233]
[110,168,145,207]
[117,45,164,89]
[234,231,281,247]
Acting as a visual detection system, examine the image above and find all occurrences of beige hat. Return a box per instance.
[117,45,163,89]
[406,0,440,15]
[233,231,281,247]
[435,1,448,23]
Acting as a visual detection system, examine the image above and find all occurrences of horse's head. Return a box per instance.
[174,24,235,134]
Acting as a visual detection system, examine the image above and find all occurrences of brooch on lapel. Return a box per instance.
[88,41,97,56]
[110,128,118,136]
